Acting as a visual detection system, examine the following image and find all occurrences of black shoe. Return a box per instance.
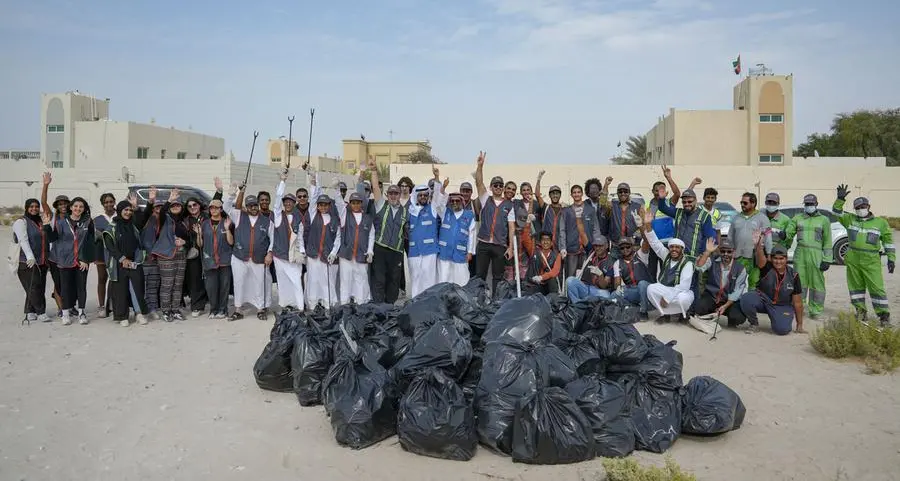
[639,312,649,321]
[172,311,185,321]
[654,314,671,324]
[257,309,269,320]
[229,311,244,322]
[162,311,173,322]
[878,313,892,328]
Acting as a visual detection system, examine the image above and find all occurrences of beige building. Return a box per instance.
[646,73,795,166]
[266,137,343,172]
[341,138,433,174]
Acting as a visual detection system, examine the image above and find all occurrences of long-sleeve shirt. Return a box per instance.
[333,188,375,256]
[223,193,275,253]
[696,258,748,302]
[12,218,36,261]
[644,229,694,300]
[534,247,562,282]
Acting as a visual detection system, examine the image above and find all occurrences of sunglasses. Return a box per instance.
[740,201,751,205]
[188,203,199,208]
[209,205,222,210]
[460,189,472,193]
[491,183,503,188]
[617,190,629,194]
[297,195,308,199]
[388,191,400,195]
[719,249,734,254]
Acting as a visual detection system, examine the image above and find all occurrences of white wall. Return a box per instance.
[126,122,225,160]
[792,157,887,167]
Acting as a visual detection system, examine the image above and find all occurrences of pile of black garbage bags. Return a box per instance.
[253,279,746,464]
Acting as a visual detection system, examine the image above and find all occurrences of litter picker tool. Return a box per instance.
[513,236,522,298]
[241,131,259,189]
[302,108,315,171]
[285,116,295,170]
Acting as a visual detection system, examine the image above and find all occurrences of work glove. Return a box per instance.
[366,252,373,263]
[527,213,536,223]
[819,261,830,272]
[836,184,850,201]
[889,260,895,274]
[531,276,542,284]
[327,254,337,264]
[25,257,36,268]
[588,266,603,276]
[560,249,567,259]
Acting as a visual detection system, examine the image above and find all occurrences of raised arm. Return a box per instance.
[273,172,287,224]
[534,169,546,208]
[641,209,669,259]
[223,184,242,225]
[753,230,767,268]
[430,166,447,218]
[40,172,52,214]
[474,151,486,198]
[213,176,224,202]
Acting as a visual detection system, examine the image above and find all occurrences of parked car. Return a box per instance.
[718,204,848,265]
[127,185,213,210]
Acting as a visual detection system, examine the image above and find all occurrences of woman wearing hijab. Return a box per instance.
[102,199,149,326]
[182,196,209,316]
[13,198,50,323]
[93,192,116,318]
[44,196,95,325]
[150,189,198,322]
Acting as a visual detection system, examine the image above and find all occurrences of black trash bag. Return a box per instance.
[602,303,642,325]
[608,335,683,390]
[254,313,309,392]
[291,321,336,406]
[322,351,398,449]
[398,369,477,461]
[593,323,648,365]
[381,319,413,368]
[460,348,483,406]
[565,375,634,458]
[482,295,554,345]
[511,386,595,465]
[574,297,618,333]
[553,331,604,376]
[355,302,400,324]
[333,328,393,367]
[622,378,681,454]
[398,295,451,337]
[393,319,474,384]
[681,376,746,435]
[492,280,516,302]
[461,277,491,307]
[475,340,578,454]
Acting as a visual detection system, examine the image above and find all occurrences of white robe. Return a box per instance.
[643,229,695,316]
[231,255,272,310]
[307,257,339,308]
[334,204,375,304]
[407,184,448,298]
[437,209,477,286]
[273,257,304,309]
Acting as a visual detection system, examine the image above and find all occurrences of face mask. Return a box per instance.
[804,206,817,215]
[765,205,778,213]
[855,208,869,217]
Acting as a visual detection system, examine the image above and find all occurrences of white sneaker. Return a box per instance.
[136,314,148,325]
[37,313,50,323]
[120,319,130,327]
[191,310,201,318]
[78,313,89,325]
[97,308,109,319]
[26,313,37,322]
[62,314,72,326]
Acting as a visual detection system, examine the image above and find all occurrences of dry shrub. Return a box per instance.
[882,217,900,230]
[810,311,900,374]
[602,456,697,481]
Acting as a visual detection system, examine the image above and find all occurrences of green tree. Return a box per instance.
[407,148,442,164]
[359,163,391,183]
[794,109,900,166]
[611,135,648,165]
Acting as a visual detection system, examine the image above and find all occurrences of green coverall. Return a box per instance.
[833,199,895,317]
[768,211,794,250]
[789,212,832,317]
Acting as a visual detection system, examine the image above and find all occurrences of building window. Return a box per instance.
[51,161,64,168]
[161,149,167,159]
[347,162,356,171]
[759,114,784,123]
[177,152,186,159]
[271,157,282,163]
[759,154,783,164]
[137,147,149,159]
[47,124,65,133]
[196,154,201,159]
[210,155,218,160]
[397,154,409,163]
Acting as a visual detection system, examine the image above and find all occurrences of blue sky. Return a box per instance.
[2,0,898,164]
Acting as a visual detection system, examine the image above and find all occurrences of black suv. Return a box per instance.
[127,185,214,210]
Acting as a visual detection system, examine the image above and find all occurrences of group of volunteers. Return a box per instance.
[12,152,896,332]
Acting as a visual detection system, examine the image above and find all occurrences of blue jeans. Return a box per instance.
[739,291,794,335]
[618,280,650,314]
[566,277,613,302]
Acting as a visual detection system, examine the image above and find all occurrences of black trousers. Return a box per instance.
[49,262,62,300]
[204,266,233,315]
[18,263,48,315]
[693,291,747,327]
[59,267,88,310]
[476,242,507,291]
[647,248,660,282]
[111,266,149,320]
[184,257,208,311]
[372,244,403,304]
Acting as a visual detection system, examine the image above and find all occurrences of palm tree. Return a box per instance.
[611,135,648,165]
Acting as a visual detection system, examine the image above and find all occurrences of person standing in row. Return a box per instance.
[184,196,209,317]
[407,166,446,297]
[833,185,894,327]
[473,151,515,292]
[437,192,477,286]
[558,184,601,279]
[271,171,307,311]
[93,192,116,318]
[39,172,66,317]
[151,190,197,322]
[789,194,832,319]
[304,194,341,309]
[337,191,375,304]
[763,193,793,251]
[138,189,165,320]
[225,186,274,320]
[199,199,234,319]
[102,199,149,326]
[44,197,95,325]
[604,181,642,259]
[14,198,50,323]
[731,192,772,289]
[368,159,408,304]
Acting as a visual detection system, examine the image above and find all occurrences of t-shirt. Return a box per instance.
[759,262,802,296]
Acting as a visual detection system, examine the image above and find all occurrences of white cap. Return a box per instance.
[668,238,686,248]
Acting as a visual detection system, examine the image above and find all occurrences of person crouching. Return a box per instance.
[526,231,562,294]
[640,210,695,323]
[338,192,374,304]
[305,194,341,309]
[693,238,748,327]
[438,192,476,286]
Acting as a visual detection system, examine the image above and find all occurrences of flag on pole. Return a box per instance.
[732,55,741,75]
[617,141,621,148]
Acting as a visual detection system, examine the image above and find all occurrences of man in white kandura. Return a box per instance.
[639,209,695,323]
[336,191,375,304]
[406,166,447,297]
[224,186,274,320]
[437,191,476,286]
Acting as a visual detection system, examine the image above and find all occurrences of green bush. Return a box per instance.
[602,456,697,481]
[810,311,900,373]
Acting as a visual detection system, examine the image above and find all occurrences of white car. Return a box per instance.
[718,205,849,265]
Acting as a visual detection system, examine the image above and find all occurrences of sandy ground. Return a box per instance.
[1,225,899,481]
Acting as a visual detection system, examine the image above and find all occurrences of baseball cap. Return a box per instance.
[386,185,400,194]
[616,182,630,192]
[548,185,561,193]
[208,199,223,208]
[282,193,297,203]
[593,233,608,246]
[765,192,780,204]
[681,188,696,198]
[244,195,259,206]
[852,197,869,209]
[617,237,634,246]
[349,192,364,202]
[153,199,166,207]
[803,194,818,205]
[338,181,347,189]
[771,245,788,257]
[718,239,734,250]
[316,194,333,204]
[460,182,473,191]
[489,176,504,186]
